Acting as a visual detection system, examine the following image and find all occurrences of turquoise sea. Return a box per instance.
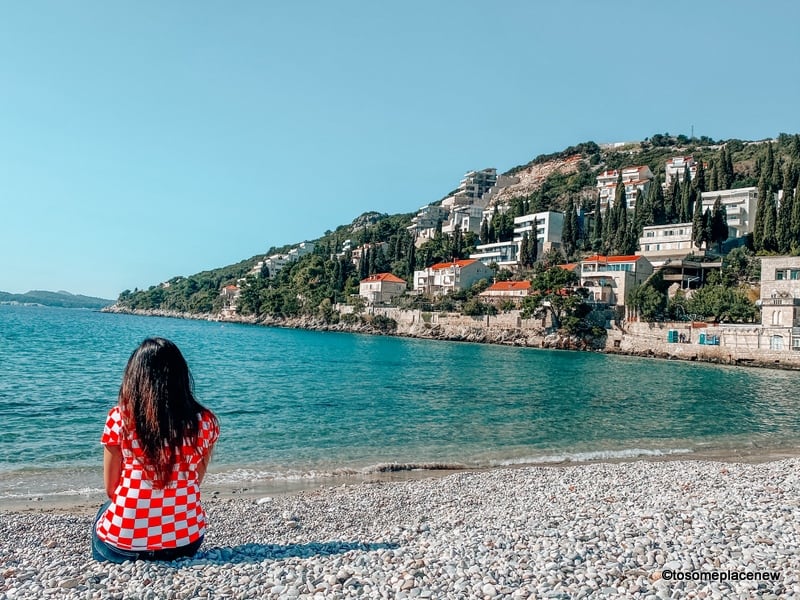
[1,304,799,499]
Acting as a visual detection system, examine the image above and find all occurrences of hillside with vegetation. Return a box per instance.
[0,290,113,309]
[116,132,800,330]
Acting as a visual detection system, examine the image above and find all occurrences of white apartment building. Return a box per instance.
[408,204,449,243]
[513,211,564,251]
[596,165,654,211]
[413,259,493,295]
[664,156,697,188]
[759,256,800,350]
[469,211,564,269]
[470,240,520,269]
[700,187,758,239]
[580,254,653,310]
[637,223,696,267]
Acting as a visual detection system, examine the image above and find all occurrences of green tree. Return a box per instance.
[628,284,666,321]
[521,265,589,331]
[562,197,577,257]
[710,196,728,253]
[754,175,769,251]
[692,194,705,249]
[693,157,706,193]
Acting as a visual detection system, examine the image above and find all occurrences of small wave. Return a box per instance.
[205,462,468,485]
[0,487,102,500]
[494,447,693,466]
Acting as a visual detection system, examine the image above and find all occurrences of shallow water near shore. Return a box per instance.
[1,304,799,504]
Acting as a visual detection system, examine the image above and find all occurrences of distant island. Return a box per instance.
[0,290,114,309]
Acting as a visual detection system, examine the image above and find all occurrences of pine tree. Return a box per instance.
[692,195,705,249]
[710,196,728,253]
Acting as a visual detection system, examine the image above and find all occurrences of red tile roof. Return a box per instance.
[485,281,531,292]
[582,254,641,263]
[430,259,477,270]
[360,273,406,284]
[559,263,578,271]
[223,285,239,291]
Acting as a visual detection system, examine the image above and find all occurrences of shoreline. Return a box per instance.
[101,305,800,372]
[1,457,797,598]
[4,445,799,516]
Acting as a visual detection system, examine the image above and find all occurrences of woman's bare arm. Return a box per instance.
[103,445,123,499]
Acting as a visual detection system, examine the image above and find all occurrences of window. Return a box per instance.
[776,270,785,280]
[793,338,800,351]
[791,270,800,280]
[770,335,784,350]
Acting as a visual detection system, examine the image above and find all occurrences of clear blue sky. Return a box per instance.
[2,1,799,299]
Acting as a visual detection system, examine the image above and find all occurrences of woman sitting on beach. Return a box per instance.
[92,337,219,563]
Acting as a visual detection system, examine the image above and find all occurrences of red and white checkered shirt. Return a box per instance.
[95,405,219,551]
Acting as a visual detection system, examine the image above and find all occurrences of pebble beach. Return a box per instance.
[1,458,798,600]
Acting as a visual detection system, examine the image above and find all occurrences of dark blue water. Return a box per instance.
[1,305,798,497]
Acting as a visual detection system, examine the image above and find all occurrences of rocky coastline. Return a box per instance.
[101,304,800,370]
[100,305,603,352]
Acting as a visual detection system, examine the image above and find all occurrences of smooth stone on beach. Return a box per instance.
[0,458,797,599]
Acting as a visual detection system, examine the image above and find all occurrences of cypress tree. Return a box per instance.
[707,157,719,192]
[693,158,706,194]
[754,175,769,251]
[763,193,778,252]
[667,178,680,223]
[681,168,695,223]
[407,238,416,275]
[792,180,800,248]
[480,218,489,244]
[692,195,705,249]
[777,186,793,254]
[520,232,531,268]
[614,184,628,254]
[764,143,776,192]
[562,197,575,258]
[592,194,603,247]
[528,228,538,263]
[772,157,783,193]
[711,196,728,253]
[651,176,666,225]
[703,208,713,250]
[723,146,735,189]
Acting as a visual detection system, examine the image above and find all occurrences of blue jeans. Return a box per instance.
[91,501,204,563]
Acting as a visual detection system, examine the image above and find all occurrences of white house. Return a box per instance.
[470,240,521,269]
[664,156,697,188]
[414,259,493,295]
[758,256,800,350]
[359,273,407,305]
[596,165,654,211]
[637,223,696,267]
[701,187,759,239]
[480,280,531,306]
[513,211,564,252]
[580,254,653,309]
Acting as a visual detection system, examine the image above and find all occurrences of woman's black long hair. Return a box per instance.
[118,337,216,488]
